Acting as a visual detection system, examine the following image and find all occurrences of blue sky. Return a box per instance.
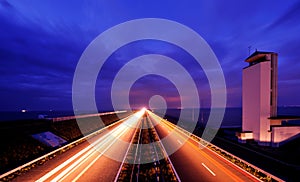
[0,0,300,111]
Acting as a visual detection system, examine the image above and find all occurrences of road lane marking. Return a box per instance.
[177,140,182,145]
[146,110,241,180]
[148,112,242,181]
[169,125,240,181]
[202,163,216,176]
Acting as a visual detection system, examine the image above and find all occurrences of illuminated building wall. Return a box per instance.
[242,51,278,145]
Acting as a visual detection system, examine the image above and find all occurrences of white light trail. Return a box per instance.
[36,111,144,182]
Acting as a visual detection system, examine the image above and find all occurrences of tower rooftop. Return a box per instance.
[245,51,276,63]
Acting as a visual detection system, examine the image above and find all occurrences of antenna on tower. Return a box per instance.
[248,46,252,55]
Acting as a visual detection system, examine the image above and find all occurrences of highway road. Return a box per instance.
[11,109,261,182]
[13,110,145,182]
[147,110,260,182]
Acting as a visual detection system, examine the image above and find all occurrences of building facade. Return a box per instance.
[241,51,278,145]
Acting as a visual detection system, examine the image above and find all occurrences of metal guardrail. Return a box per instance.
[161,118,285,182]
[52,110,127,122]
[0,111,130,181]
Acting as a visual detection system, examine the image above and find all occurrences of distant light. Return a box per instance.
[21,109,27,113]
[135,107,147,117]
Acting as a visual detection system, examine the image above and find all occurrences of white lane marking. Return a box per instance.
[177,140,182,145]
[202,163,216,176]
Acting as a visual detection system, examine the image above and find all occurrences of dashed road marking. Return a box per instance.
[202,163,216,176]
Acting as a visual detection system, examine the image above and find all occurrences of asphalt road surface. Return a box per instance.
[148,111,259,182]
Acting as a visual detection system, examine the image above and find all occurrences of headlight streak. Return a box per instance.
[36,111,144,182]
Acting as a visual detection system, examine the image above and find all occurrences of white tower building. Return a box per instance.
[241,51,278,145]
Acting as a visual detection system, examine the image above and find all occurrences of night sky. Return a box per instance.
[0,0,300,111]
